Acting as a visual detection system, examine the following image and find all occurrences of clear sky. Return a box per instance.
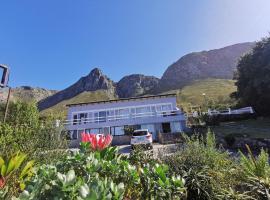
[0,0,270,90]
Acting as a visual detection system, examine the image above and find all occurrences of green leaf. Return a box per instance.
[1,165,7,176]
[6,158,16,175]
[20,160,35,179]
[14,153,27,170]
[66,170,76,184]
[79,184,90,198]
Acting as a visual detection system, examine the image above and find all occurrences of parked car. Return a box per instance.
[130,129,153,150]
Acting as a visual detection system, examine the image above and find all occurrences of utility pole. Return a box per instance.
[3,87,11,123]
[0,64,10,123]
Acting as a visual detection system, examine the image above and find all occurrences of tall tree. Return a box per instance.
[234,35,270,115]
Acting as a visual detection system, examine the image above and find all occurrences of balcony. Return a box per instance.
[64,110,185,128]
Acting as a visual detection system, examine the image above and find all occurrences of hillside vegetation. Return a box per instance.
[164,79,237,111]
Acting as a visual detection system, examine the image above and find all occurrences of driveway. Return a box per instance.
[118,143,181,156]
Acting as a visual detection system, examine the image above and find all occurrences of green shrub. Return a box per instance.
[162,131,240,200]
[239,146,270,199]
[0,101,68,163]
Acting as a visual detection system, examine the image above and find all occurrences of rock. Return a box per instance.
[116,74,159,98]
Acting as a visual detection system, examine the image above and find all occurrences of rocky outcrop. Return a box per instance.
[0,86,57,104]
[158,42,255,91]
[38,68,116,110]
[116,74,159,98]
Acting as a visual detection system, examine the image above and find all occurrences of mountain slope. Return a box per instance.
[159,42,254,91]
[163,78,237,110]
[116,74,159,98]
[0,86,57,104]
[38,68,116,111]
[41,90,117,115]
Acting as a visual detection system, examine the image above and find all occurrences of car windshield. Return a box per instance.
[133,131,148,136]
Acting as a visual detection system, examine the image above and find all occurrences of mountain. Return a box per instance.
[159,42,255,91]
[31,42,255,112]
[38,68,116,111]
[116,74,159,98]
[0,86,57,104]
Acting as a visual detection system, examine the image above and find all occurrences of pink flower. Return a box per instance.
[81,133,113,151]
[0,176,6,189]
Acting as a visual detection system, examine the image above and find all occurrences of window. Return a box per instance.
[79,113,87,124]
[91,129,99,134]
[151,106,156,113]
[101,127,110,134]
[114,126,125,136]
[73,115,78,125]
[72,130,78,139]
[115,108,129,120]
[85,129,91,134]
[156,104,173,116]
[136,106,151,114]
[87,112,93,123]
[118,108,129,119]
[136,106,151,118]
[94,112,99,123]
[107,110,115,121]
[133,131,148,136]
[141,124,155,134]
[99,111,106,122]
[162,104,172,111]
[170,122,181,133]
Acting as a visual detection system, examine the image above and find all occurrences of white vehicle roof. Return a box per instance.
[134,129,149,132]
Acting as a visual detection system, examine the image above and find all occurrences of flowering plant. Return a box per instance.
[81,133,113,151]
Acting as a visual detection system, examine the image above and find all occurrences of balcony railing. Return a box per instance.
[63,110,182,126]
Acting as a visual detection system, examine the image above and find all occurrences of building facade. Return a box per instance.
[65,94,186,145]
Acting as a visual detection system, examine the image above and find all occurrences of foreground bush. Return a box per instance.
[16,146,186,200]
[0,152,34,199]
[0,102,68,163]
[162,132,240,200]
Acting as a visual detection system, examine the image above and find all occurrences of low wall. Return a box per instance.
[158,132,183,144]
[69,139,80,148]
[112,135,131,146]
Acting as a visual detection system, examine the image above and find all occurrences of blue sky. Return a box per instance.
[0,0,270,90]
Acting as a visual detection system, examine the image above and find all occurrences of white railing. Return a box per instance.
[207,107,254,116]
[63,110,181,126]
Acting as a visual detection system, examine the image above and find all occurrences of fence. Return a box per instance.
[207,107,254,116]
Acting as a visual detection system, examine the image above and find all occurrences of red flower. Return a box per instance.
[81,133,113,151]
[0,176,6,189]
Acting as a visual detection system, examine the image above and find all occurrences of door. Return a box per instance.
[162,123,171,133]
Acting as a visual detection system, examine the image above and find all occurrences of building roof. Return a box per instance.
[66,93,177,107]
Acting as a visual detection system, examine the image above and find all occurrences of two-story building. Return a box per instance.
[65,93,186,146]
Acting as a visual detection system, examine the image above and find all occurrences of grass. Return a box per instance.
[212,118,270,139]
[163,78,237,111]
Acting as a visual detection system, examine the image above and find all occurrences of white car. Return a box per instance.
[130,129,153,149]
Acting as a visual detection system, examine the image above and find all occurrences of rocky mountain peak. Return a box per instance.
[38,68,115,111]
[158,42,255,91]
[116,74,159,98]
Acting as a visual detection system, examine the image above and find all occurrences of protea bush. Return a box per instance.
[81,133,113,151]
